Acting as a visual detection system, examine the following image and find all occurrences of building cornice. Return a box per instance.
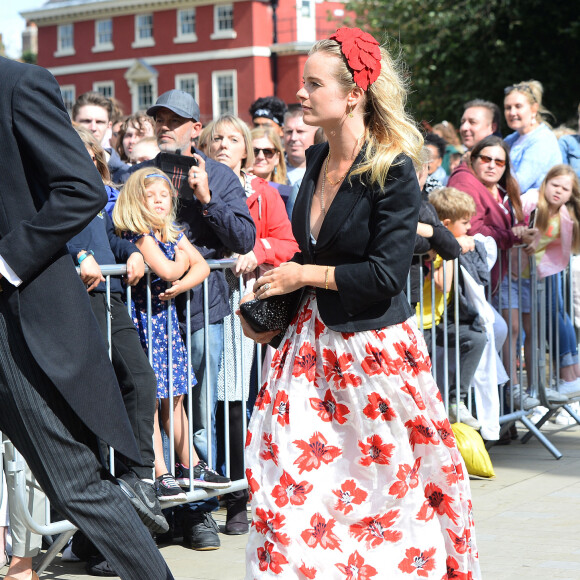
[270,41,314,56]
[47,45,272,76]
[21,0,245,25]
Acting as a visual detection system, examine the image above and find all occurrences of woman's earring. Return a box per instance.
[348,105,354,118]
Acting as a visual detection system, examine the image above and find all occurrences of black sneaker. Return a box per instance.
[176,461,231,489]
[155,473,187,501]
[116,471,169,534]
[86,555,117,577]
[184,511,221,550]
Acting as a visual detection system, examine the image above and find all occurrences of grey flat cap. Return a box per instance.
[147,90,200,121]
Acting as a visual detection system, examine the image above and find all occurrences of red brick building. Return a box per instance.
[22,0,350,123]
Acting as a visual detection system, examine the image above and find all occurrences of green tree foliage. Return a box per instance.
[347,0,580,130]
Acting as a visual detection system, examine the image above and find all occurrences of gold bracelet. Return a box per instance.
[325,265,330,290]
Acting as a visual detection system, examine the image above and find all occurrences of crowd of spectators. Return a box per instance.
[2,79,580,576]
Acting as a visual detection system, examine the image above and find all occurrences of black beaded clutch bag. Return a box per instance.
[240,288,305,339]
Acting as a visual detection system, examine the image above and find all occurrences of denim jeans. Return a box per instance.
[547,273,578,367]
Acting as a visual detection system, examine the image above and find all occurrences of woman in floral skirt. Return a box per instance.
[238,27,481,579]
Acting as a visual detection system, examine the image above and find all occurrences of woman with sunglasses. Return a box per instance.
[504,80,562,194]
[449,135,523,294]
[250,126,294,207]
[206,114,299,534]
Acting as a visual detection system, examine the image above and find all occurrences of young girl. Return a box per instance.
[513,164,580,399]
[113,168,230,500]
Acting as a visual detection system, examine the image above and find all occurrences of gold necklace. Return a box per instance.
[321,155,329,218]
[325,153,350,186]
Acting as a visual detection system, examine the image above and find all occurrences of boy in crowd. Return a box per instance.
[417,187,487,429]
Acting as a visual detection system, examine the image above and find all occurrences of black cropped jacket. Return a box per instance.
[291,143,421,332]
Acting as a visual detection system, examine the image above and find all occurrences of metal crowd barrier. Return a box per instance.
[2,258,252,574]
[4,249,580,573]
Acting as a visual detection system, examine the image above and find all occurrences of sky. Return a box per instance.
[1,0,45,58]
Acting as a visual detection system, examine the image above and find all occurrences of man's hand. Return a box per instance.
[125,252,145,286]
[187,154,211,205]
[79,255,105,292]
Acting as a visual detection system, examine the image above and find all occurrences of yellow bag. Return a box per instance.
[451,422,495,478]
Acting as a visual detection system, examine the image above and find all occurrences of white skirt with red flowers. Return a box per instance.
[244,292,480,579]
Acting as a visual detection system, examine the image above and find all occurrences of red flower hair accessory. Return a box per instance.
[330,27,381,91]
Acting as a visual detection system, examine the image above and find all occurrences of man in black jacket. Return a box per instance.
[0,57,173,580]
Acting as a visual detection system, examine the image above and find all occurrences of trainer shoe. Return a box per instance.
[508,384,540,411]
[176,461,231,489]
[154,473,187,501]
[448,402,481,431]
[545,387,569,403]
[61,542,81,562]
[558,379,580,399]
[86,555,117,577]
[116,471,169,534]
[184,511,221,551]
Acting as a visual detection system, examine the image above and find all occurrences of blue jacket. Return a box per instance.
[559,134,580,180]
[504,123,562,193]
[123,150,256,332]
[67,210,140,294]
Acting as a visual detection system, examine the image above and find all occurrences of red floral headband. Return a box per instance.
[329,27,381,91]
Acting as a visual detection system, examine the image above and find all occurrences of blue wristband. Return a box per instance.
[77,250,94,265]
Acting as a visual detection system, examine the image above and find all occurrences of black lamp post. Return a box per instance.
[270,0,279,96]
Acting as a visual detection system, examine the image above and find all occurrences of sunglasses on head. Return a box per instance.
[504,83,537,102]
[253,147,277,159]
[476,154,506,168]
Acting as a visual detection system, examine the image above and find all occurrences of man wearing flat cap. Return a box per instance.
[123,89,255,551]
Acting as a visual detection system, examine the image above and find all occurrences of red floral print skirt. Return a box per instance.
[245,292,480,579]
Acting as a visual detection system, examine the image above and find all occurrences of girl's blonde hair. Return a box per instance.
[250,126,287,184]
[74,124,111,185]
[113,168,181,243]
[536,164,580,253]
[505,80,554,126]
[309,38,423,188]
[209,115,254,171]
[197,121,214,154]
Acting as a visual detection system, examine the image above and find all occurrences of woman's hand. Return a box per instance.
[233,251,258,277]
[187,155,211,205]
[511,224,528,239]
[253,262,303,299]
[456,235,475,254]
[236,292,282,343]
[521,227,540,255]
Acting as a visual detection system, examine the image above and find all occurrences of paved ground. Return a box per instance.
[5,420,580,579]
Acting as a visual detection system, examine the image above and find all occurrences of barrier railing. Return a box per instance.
[4,249,580,573]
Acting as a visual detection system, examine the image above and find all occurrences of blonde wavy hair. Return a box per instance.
[73,124,111,185]
[505,80,554,126]
[535,164,580,253]
[309,39,423,188]
[250,126,287,184]
[113,168,182,243]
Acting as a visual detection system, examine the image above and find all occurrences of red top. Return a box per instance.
[245,174,299,267]
[448,163,519,293]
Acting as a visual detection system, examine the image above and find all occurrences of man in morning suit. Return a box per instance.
[0,57,174,580]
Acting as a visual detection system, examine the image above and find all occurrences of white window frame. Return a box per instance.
[210,4,237,40]
[55,23,75,57]
[60,85,75,115]
[132,13,155,48]
[92,19,113,53]
[136,82,155,110]
[174,8,197,44]
[93,81,115,99]
[175,74,199,105]
[211,70,237,118]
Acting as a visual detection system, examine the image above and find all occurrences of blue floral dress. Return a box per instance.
[124,231,196,399]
